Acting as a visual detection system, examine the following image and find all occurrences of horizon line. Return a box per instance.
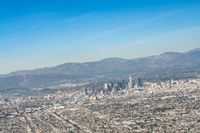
[1,47,199,75]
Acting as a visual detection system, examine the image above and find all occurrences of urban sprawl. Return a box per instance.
[0,76,200,132]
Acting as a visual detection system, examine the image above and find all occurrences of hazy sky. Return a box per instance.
[1,0,200,74]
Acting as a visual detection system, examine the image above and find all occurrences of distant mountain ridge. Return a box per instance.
[0,48,200,89]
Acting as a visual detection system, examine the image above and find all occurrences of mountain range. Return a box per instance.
[1,48,200,89]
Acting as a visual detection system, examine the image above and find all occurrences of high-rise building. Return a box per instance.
[128,76,133,89]
[136,78,143,88]
[110,82,114,88]
[104,83,108,89]
[117,82,123,89]
[107,82,113,93]
[83,87,88,95]
[121,80,126,89]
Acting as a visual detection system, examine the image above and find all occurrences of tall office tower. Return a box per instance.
[128,76,133,89]
[107,82,113,88]
[107,82,113,93]
[169,79,172,88]
[104,83,109,94]
[121,80,126,89]
[117,82,123,89]
[104,83,108,89]
[136,78,143,88]
[83,87,88,95]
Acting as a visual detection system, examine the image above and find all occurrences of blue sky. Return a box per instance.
[1,0,200,74]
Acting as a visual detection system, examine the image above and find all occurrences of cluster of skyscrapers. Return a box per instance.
[128,76,143,89]
[83,76,144,96]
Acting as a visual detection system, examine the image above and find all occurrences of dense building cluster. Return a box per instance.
[83,76,144,96]
[0,77,200,132]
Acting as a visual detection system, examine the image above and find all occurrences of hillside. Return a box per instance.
[0,48,200,89]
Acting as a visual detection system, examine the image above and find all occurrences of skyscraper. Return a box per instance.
[83,87,88,95]
[136,78,143,88]
[128,76,133,89]
[104,83,108,89]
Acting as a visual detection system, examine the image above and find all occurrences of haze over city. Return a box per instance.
[1,0,200,74]
[1,1,200,133]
